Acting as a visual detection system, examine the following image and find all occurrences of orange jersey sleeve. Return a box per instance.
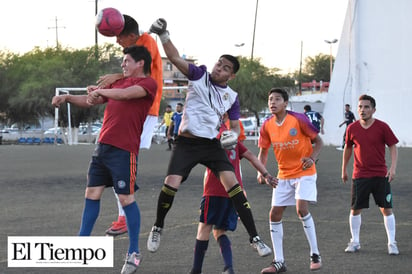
[224,119,246,141]
[136,33,163,116]
[259,111,318,179]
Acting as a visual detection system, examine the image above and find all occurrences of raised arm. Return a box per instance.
[150,18,189,76]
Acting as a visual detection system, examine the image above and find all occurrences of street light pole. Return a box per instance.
[324,39,338,81]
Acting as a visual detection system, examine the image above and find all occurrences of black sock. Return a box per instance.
[154,184,177,228]
[227,184,258,242]
[191,239,208,274]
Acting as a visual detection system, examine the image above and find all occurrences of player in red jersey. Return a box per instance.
[342,94,399,255]
[52,45,156,274]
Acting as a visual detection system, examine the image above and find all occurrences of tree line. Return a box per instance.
[0,45,330,129]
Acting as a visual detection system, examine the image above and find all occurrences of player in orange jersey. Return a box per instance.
[258,88,323,273]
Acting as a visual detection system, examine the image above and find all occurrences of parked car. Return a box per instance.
[152,123,167,144]
[240,117,258,136]
[44,127,64,135]
[78,125,101,135]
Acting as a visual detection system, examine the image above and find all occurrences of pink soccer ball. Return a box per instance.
[95,7,125,37]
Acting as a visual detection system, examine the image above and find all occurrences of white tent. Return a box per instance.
[322,0,412,147]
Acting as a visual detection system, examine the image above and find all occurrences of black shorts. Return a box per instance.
[167,136,234,182]
[351,177,393,210]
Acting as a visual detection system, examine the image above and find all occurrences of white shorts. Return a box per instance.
[140,115,158,149]
[271,174,318,207]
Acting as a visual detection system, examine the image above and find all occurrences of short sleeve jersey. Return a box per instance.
[259,111,318,179]
[344,111,356,126]
[179,64,240,139]
[163,112,173,127]
[98,77,157,155]
[346,119,398,179]
[136,33,163,116]
[171,112,183,134]
[304,111,322,132]
[203,141,248,197]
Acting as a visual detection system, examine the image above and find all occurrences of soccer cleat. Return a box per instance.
[121,252,142,274]
[388,242,399,255]
[147,226,162,252]
[261,261,287,274]
[344,241,361,253]
[251,236,272,257]
[310,253,322,271]
[105,216,128,236]
[222,266,235,274]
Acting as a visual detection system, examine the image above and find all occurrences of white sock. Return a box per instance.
[349,214,361,243]
[270,221,284,263]
[300,213,319,255]
[384,214,396,244]
[112,187,125,217]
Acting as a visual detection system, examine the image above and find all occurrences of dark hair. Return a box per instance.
[167,105,172,108]
[358,94,376,108]
[220,54,240,74]
[177,103,183,107]
[123,45,152,74]
[268,88,289,102]
[304,105,312,111]
[345,104,350,107]
[120,14,139,36]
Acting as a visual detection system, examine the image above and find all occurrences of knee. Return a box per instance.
[269,208,282,222]
[118,194,135,207]
[213,230,224,241]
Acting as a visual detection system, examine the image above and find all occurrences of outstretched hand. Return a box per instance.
[220,130,238,150]
[149,18,167,35]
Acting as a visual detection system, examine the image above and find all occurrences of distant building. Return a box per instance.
[301,81,329,94]
[161,56,196,101]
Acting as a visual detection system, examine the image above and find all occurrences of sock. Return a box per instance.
[217,235,232,270]
[349,214,361,243]
[112,187,125,217]
[300,213,319,255]
[384,214,396,244]
[123,201,141,254]
[78,198,100,236]
[270,221,284,263]
[227,184,258,242]
[191,239,208,274]
[154,184,177,228]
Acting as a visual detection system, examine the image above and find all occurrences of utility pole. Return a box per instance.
[94,0,99,59]
[95,0,98,48]
[251,0,259,60]
[48,16,65,48]
[299,41,303,95]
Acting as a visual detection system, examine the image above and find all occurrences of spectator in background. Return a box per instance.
[169,103,184,146]
[159,105,173,150]
[339,104,356,149]
[303,105,324,134]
